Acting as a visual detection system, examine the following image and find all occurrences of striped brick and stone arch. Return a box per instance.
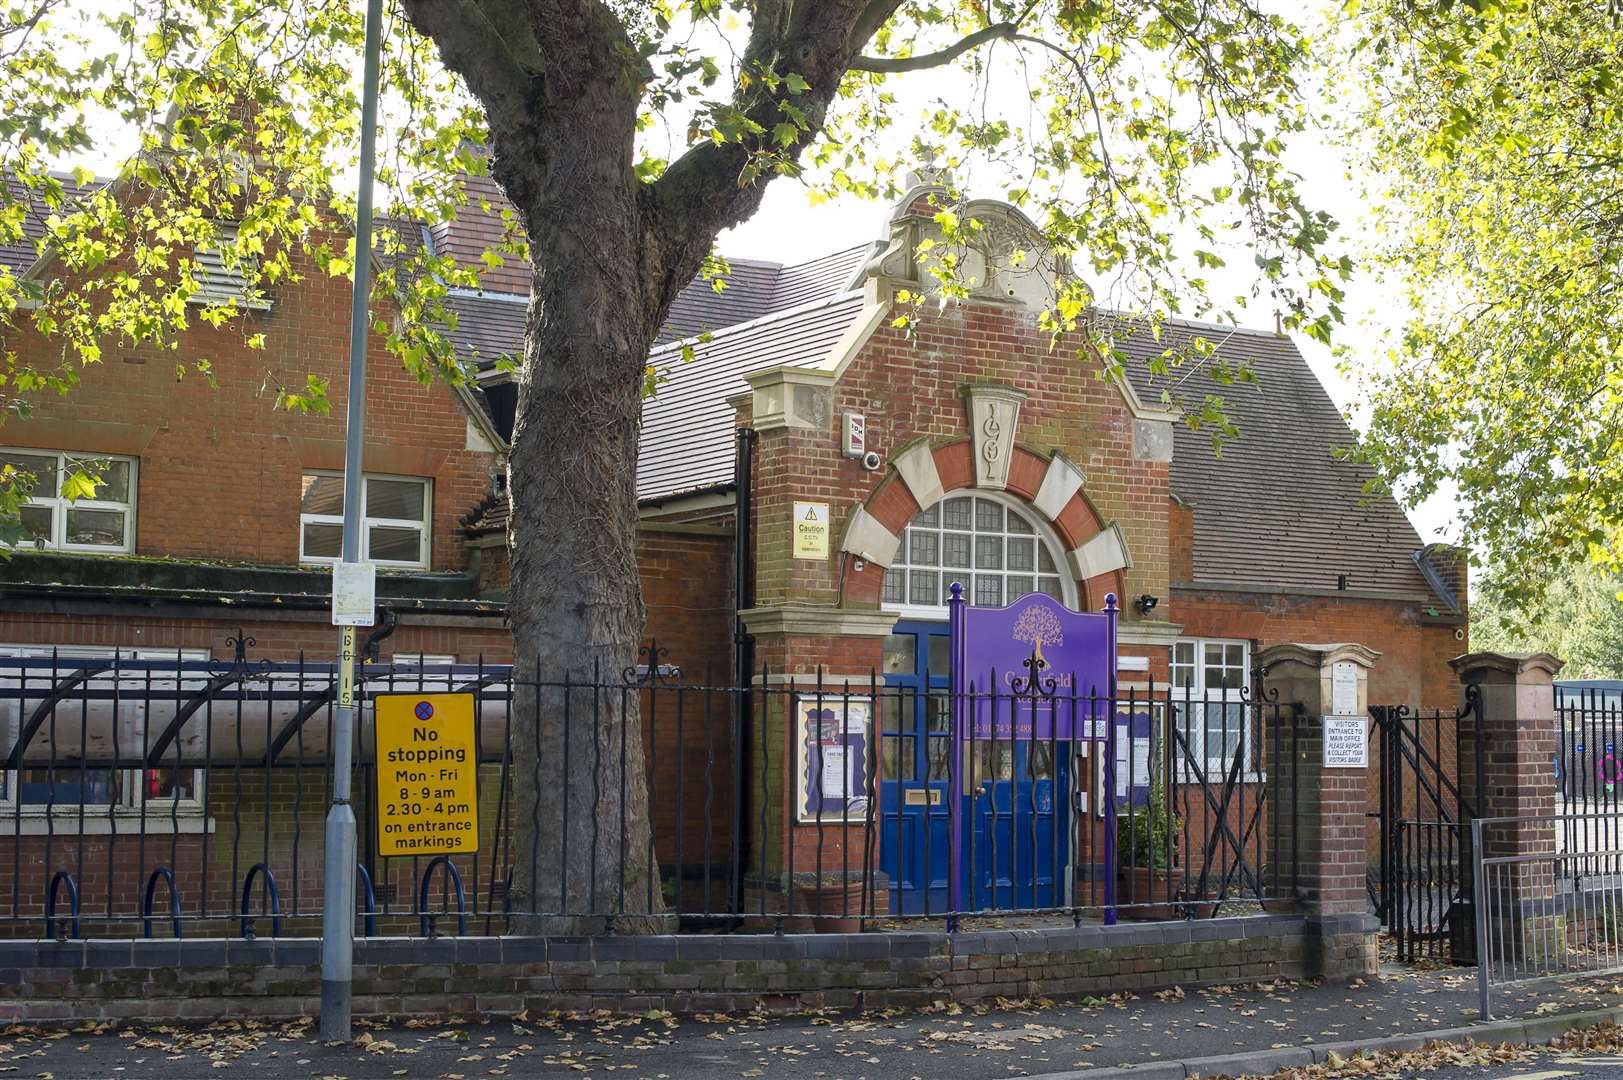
[839,437,1131,612]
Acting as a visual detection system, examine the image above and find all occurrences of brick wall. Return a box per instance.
[1,915,1331,1021]
[747,301,1173,613]
[1174,586,1466,866]
[636,523,734,681]
[1,228,500,571]
[1170,588,1460,711]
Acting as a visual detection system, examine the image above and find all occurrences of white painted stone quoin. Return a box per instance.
[1066,522,1132,580]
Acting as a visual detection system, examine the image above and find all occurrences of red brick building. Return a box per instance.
[0,174,1464,924]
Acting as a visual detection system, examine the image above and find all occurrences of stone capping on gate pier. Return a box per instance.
[4,915,1326,1021]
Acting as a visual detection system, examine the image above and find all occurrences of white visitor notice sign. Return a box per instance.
[1323,715,1368,768]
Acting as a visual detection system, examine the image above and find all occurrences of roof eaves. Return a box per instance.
[1171,579,1433,604]
[1412,545,1464,616]
[636,481,736,509]
[452,379,509,453]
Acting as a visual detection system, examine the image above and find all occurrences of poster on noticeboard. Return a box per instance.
[795,696,871,822]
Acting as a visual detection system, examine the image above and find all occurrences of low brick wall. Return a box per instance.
[0,914,1378,1022]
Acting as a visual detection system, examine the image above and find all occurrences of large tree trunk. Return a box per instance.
[401,0,891,934]
[500,49,664,934]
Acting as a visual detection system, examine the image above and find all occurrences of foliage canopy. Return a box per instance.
[1345,0,1623,604]
[0,0,1349,540]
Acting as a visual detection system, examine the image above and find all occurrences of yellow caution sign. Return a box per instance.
[374,693,479,856]
[793,501,830,560]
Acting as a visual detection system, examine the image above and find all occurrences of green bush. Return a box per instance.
[1116,786,1180,870]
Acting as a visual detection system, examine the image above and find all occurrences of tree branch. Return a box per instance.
[641,1,875,316]
[849,21,1018,72]
[399,0,538,129]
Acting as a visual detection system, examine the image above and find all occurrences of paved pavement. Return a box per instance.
[5,964,1623,1080]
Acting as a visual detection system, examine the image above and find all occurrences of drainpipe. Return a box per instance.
[731,427,757,917]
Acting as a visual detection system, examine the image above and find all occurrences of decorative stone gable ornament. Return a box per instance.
[865,178,1069,309]
[962,384,1026,489]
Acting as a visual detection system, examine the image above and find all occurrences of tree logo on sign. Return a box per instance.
[1013,602,1064,665]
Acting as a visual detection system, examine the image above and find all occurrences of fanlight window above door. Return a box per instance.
[882,494,1071,613]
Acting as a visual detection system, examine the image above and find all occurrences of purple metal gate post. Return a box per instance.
[946,583,967,926]
[1102,593,1120,924]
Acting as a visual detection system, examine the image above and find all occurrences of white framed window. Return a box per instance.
[188,222,272,310]
[0,449,137,553]
[881,492,1074,620]
[1170,638,1253,776]
[0,646,211,825]
[300,472,431,569]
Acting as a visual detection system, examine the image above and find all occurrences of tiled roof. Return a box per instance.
[0,173,103,274]
[639,291,868,501]
[655,243,880,344]
[427,172,532,295]
[1114,317,1433,596]
[462,289,870,532]
[442,245,877,377]
[443,292,527,373]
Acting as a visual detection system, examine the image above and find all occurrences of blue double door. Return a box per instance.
[878,621,1071,914]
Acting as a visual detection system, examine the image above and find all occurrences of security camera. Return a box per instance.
[861,450,883,471]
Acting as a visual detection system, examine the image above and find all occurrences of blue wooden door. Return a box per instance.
[968,738,1069,910]
[880,622,1073,914]
[879,622,952,914]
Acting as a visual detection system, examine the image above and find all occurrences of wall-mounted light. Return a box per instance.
[1337,574,1351,591]
[1134,594,1159,615]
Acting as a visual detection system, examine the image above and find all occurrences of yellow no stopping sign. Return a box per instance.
[374,692,479,856]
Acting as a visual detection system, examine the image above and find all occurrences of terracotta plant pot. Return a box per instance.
[790,872,876,933]
[1117,866,1184,920]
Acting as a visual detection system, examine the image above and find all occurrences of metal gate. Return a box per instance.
[1369,691,1484,963]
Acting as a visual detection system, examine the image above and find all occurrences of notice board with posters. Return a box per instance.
[374,692,480,856]
[795,695,871,822]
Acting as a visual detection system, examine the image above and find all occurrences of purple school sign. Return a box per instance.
[951,591,1114,740]
[945,584,1121,923]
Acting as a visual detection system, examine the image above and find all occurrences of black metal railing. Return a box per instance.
[1370,692,1484,964]
[1557,687,1623,865]
[0,645,1305,938]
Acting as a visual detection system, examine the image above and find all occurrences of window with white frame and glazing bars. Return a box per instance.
[300,472,431,569]
[882,495,1069,612]
[0,449,136,553]
[1170,638,1253,775]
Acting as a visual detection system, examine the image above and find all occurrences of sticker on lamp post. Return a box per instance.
[331,561,377,627]
[374,693,479,856]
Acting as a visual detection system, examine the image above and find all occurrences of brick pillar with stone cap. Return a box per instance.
[1256,642,1382,979]
[1450,651,1564,963]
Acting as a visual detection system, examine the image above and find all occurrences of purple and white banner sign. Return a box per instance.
[951,590,1114,740]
